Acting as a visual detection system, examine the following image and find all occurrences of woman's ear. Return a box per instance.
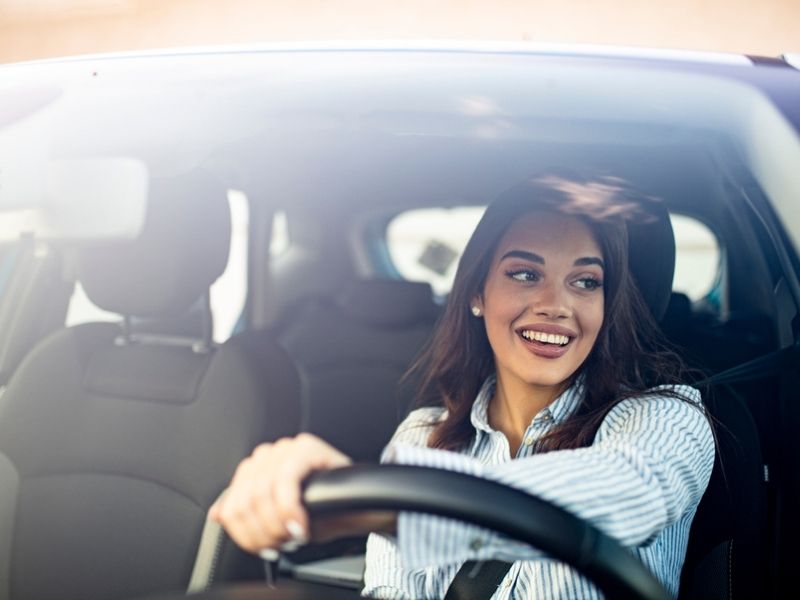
[470,296,484,318]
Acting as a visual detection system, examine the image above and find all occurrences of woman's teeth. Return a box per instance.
[521,330,570,346]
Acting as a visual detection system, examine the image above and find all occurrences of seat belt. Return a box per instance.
[444,560,513,600]
[695,344,798,387]
[0,454,20,600]
[442,343,798,599]
[187,491,226,593]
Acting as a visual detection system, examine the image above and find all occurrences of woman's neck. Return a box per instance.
[488,375,567,455]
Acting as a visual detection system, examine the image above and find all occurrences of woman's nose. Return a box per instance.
[532,283,571,319]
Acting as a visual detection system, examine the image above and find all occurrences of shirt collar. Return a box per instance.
[470,373,585,433]
[548,374,585,424]
[470,376,497,434]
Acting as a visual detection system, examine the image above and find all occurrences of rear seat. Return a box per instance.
[278,280,440,462]
[661,292,775,371]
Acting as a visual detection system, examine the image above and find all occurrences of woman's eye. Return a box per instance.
[507,269,540,282]
[574,277,603,290]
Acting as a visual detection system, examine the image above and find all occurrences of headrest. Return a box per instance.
[78,172,231,318]
[626,202,675,321]
[336,280,438,327]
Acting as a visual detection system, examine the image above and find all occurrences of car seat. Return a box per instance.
[278,280,440,463]
[0,172,302,600]
[661,294,770,599]
[679,385,768,599]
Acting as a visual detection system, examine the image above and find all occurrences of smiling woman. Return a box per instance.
[212,172,715,599]
[417,175,688,455]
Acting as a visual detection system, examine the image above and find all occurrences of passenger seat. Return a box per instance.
[0,173,302,600]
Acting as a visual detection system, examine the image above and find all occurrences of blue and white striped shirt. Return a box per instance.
[362,376,714,599]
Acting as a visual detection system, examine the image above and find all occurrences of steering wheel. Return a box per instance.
[303,464,670,600]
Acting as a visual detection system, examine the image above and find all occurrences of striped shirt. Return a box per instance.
[362,375,714,599]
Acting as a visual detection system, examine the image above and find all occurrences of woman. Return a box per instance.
[211,174,715,599]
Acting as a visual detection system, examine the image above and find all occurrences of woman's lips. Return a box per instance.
[516,324,577,359]
[519,335,572,358]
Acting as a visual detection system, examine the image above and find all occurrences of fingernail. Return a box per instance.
[259,548,279,562]
[280,539,303,553]
[286,519,308,542]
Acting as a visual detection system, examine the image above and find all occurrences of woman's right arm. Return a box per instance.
[209,433,353,553]
[210,410,443,591]
[210,405,442,554]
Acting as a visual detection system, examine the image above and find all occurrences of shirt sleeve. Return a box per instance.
[386,386,715,569]
[361,407,447,598]
[361,533,420,599]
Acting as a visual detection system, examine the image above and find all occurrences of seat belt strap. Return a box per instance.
[0,454,19,600]
[187,491,226,593]
[697,344,797,387]
[444,560,513,600]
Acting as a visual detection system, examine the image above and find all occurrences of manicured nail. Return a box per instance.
[279,539,303,553]
[259,548,279,562]
[286,519,308,542]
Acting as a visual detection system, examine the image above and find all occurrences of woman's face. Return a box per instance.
[474,211,605,398]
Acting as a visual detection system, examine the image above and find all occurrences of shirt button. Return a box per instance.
[523,435,535,446]
[504,577,513,588]
[469,537,483,551]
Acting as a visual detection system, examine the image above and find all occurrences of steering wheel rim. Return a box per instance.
[303,464,669,600]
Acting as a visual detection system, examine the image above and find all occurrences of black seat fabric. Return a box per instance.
[660,294,770,599]
[279,280,439,463]
[0,173,302,600]
[679,387,768,599]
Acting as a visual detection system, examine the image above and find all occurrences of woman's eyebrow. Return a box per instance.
[574,257,604,268]
[500,250,544,264]
[499,251,604,269]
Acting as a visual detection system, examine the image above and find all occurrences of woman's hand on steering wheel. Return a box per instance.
[209,433,352,554]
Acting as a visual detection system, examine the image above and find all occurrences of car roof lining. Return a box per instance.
[1,51,796,330]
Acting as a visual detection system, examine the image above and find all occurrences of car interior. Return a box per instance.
[0,158,793,600]
[0,51,798,600]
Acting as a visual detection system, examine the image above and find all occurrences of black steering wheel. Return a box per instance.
[303,464,669,600]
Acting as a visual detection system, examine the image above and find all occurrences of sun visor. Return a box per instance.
[0,157,149,243]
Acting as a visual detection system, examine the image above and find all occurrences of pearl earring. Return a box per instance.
[471,305,482,317]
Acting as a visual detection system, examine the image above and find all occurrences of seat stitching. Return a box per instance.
[728,538,733,600]
[23,471,205,510]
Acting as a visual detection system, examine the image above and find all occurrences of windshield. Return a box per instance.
[1,52,799,248]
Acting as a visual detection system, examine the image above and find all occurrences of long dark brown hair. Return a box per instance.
[411,173,698,452]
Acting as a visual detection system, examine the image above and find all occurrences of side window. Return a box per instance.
[386,207,485,296]
[209,189,249,341]
[385,208,721,303]
[269,210,290,257]
[65,189,249,343]
[670,214,721,302]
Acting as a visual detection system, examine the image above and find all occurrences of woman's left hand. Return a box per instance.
[208,433,352,554]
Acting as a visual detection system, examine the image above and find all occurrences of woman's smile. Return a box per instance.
[517,323,577,358]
